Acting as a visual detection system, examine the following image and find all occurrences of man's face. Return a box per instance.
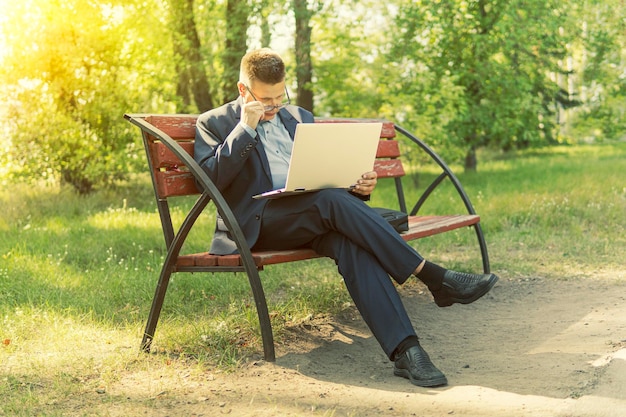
[240,80,287,121]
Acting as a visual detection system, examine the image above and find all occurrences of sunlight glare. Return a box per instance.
[100,3,126,30]
[0,0,9,65]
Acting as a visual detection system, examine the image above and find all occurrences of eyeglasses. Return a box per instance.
[244,84,291,111]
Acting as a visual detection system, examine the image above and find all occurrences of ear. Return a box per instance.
[236,82,246,97]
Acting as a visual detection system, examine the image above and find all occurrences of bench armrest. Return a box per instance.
[124,114,264,286]
[395,124,489,273]
[394,124,478,217]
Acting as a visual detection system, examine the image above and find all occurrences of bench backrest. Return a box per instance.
[142,115,404,200]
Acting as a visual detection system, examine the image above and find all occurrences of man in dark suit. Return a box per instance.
[194,48,498,387]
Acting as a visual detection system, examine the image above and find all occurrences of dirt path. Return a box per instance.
[102,275,626,416]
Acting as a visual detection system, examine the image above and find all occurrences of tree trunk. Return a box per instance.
[222,0,249,103]
[294,0,314,112]
[258,0,271,47]
[169,0,214,112]
[464,146,478,172]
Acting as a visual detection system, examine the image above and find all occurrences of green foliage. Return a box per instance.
[565,0,626,141]
[0,0,178,193]
[1,0,625,192]
[387,0,580,170]
[311,1,393,118]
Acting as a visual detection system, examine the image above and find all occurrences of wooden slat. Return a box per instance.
[154,133,400,164]
[216,254,246,267]
[146,115,198,139]
[145,115,397,141]
[149,141,195,168]
[178,253,217,267]
[316,118,396,138]
[376,140,400,158]
[173,215,479,269]
[177,249,322,268]
[155,171,199,197]
[216,249,323,267]
[176,255,199,267]
[374,159,405,178]
[402,215,480,240]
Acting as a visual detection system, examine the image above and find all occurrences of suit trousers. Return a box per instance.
[252,189,424,359]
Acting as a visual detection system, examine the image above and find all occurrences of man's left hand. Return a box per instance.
[352,171,378,196]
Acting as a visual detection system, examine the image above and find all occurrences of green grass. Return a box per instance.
[1,142,625,415]
[370,142,626,276]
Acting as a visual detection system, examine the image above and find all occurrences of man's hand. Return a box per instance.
[241,100,266,130]
[352,171,378,196]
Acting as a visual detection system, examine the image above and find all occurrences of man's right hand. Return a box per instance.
[241,100,266,130]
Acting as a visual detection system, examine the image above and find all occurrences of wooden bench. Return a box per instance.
[124,113,490,362]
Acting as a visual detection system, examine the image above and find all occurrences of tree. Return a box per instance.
[310,0,394,118]
[2,0,623,192]
[566,0,626,141]
[222,0,250,104]
[390,0,579,170]
[169,0,215,112]
[0,0,178,193]
[293,0,314,111]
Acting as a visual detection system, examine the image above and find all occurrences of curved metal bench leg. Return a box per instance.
[141,257,276,361]
[473,223,491,274]
[141,262,175,352]
[243,266,276,362]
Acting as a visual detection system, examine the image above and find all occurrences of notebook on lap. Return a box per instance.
[253,122,383,200]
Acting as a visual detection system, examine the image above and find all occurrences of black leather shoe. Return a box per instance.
[394,344,448,387]
[432,271,498,307]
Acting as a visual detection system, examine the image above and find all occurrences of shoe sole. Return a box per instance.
[394,368,448,387]
[435,274,499,307]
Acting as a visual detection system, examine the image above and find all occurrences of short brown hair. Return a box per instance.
[239,48,285,85]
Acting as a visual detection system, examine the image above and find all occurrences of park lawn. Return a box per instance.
[1,141,625,415]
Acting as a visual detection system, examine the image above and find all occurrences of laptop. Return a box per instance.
[253,122,383,199]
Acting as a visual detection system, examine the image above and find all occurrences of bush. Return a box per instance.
[0,0,177,193]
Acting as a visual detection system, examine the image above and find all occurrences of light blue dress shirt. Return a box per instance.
[242,117,293,189]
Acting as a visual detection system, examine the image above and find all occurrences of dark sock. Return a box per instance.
[415,261,447,291]
[393,335,420,361]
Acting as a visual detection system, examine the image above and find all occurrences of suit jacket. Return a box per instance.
[194,98,315,254]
